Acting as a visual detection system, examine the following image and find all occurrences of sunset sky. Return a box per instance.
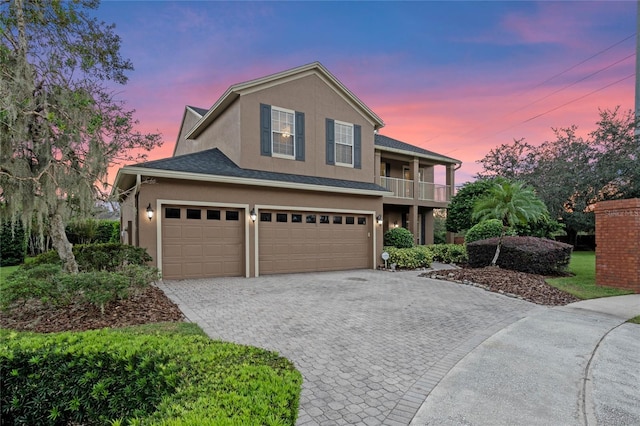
[96,0,636,185]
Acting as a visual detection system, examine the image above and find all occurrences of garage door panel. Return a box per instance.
[162,206,244,280]
[259,210,371,275]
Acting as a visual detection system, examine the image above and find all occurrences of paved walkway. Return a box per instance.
[158,271,640,425]
[159,269,537,425]
[411,294,640,426]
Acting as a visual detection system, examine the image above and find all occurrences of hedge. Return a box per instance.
[0,324,302,425]
[427,244,467,264]
[0,221,26,267]
[29,243,152,272]
[383,246,432,269]
[467,236,573,275]
[383,227,414,248]
[465,219,505,244]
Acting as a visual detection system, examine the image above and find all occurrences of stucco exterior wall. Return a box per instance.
[193,100,242,164]
[173,109,208,156]
[238,74,376,183]
[137,178,384,277]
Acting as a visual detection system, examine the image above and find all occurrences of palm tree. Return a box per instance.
[472,180,549,266]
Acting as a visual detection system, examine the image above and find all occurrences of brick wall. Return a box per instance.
[594,198,640,293]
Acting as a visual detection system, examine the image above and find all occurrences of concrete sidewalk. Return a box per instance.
[411,294,640,426]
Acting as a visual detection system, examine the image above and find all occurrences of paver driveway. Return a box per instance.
[158,269,538,425]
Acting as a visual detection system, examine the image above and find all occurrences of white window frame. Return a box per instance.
[271,106,295,159]
[334,120,354,167]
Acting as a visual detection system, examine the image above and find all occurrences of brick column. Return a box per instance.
[595,198,640,293]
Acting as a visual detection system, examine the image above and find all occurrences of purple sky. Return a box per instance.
[97,1,637,185]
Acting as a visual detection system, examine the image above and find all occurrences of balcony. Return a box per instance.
[380,177,450,202]
[380,177,413,199]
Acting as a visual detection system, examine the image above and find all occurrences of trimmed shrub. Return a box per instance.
[384,246,432,269]
[465,219,505,244]
[66,219,120,245]
[1,264,158,312]
[427,244,468,264]
[467,236,573,275]
[384,227,415,248]
[29,243,152,272]
[1,324,302,425]
[0,221,26,266]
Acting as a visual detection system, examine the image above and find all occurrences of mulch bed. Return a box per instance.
[0,285,185,333]
[421,266,580,306]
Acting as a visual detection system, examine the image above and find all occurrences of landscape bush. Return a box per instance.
[467,236,573,275]
[66,219,120,245]
[1,264,158,313]
[29,243,152,272]
[383,227,415,248]
[0,323,302,425]
[384,246,432,269]
[465,219,506,244]
[427,244,468,264]
[0,221,26,267]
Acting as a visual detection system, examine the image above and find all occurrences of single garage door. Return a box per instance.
[162,206,244,280]
[259,210,372,275]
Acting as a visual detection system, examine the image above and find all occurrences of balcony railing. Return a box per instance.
[380,177,450,202]
[380,177,413,199]
[418,182,450,202]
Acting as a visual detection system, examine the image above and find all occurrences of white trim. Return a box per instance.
[271,105,296,158]
[334,120,354,167]
[375,145,461,165]
[156,200,250,279]
[117,167,392,197]
[185,62,385,140]
[254,204,377,277]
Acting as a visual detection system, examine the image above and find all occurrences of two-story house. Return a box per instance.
[113,62,460,280]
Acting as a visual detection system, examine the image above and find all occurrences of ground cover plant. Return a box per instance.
[546,251,633,299]
[1,323,302,425]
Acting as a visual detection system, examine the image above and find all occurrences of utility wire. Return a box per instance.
[427,33,636,145]
[521,73,635,123]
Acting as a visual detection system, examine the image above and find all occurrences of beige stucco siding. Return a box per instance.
[137,178,384,278]
[174,109,208,156]
[193,100,242,164]
[238,74,376,183]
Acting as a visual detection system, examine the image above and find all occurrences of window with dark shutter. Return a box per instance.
[260,103,272,156]
[326,118,335,165]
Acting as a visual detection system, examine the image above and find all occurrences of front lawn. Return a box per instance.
[546,251,634,300]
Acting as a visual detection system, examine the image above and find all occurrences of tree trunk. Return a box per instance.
[490,229,506,266]
[50,213,79,273]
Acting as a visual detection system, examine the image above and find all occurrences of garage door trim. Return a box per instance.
[156,199,250,278]
[254,204,377,277]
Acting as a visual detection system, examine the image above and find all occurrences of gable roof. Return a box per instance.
[185,62,385,139]
[114,148,390,198]
[375,134,461,165]
[186,105,209,117]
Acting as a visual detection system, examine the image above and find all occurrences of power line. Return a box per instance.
[425,33,637,145]
[521,73,635,123]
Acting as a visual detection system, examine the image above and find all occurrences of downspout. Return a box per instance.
[134,174,141,246]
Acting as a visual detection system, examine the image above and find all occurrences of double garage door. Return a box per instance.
[258,210,372,275]
[161,205,372,280]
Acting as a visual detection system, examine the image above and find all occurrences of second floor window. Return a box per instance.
[335,121,353,166]
[271,107,295,157]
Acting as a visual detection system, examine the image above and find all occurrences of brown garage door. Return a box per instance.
[162,206,244,280]
[259,211,372,275]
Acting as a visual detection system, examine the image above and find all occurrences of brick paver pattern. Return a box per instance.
[159,270,536,425]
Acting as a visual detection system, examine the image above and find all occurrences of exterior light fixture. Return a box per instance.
[394,221,398,228]
[376,214,383,225]
[146,203,154,221]
[250,208,257,222]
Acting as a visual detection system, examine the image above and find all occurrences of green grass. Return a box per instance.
[0,264,21,285]
[546,251,634,300]
[628,316,640,325]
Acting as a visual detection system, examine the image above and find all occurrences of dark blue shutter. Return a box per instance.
[260,103,271,156]
[326,118,335,165]
[353,124,361,169]
[295,111,305,161]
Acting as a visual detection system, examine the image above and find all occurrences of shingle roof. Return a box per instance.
[375,134,460,164]
[187,105,209,117]
[135,148,389,193]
